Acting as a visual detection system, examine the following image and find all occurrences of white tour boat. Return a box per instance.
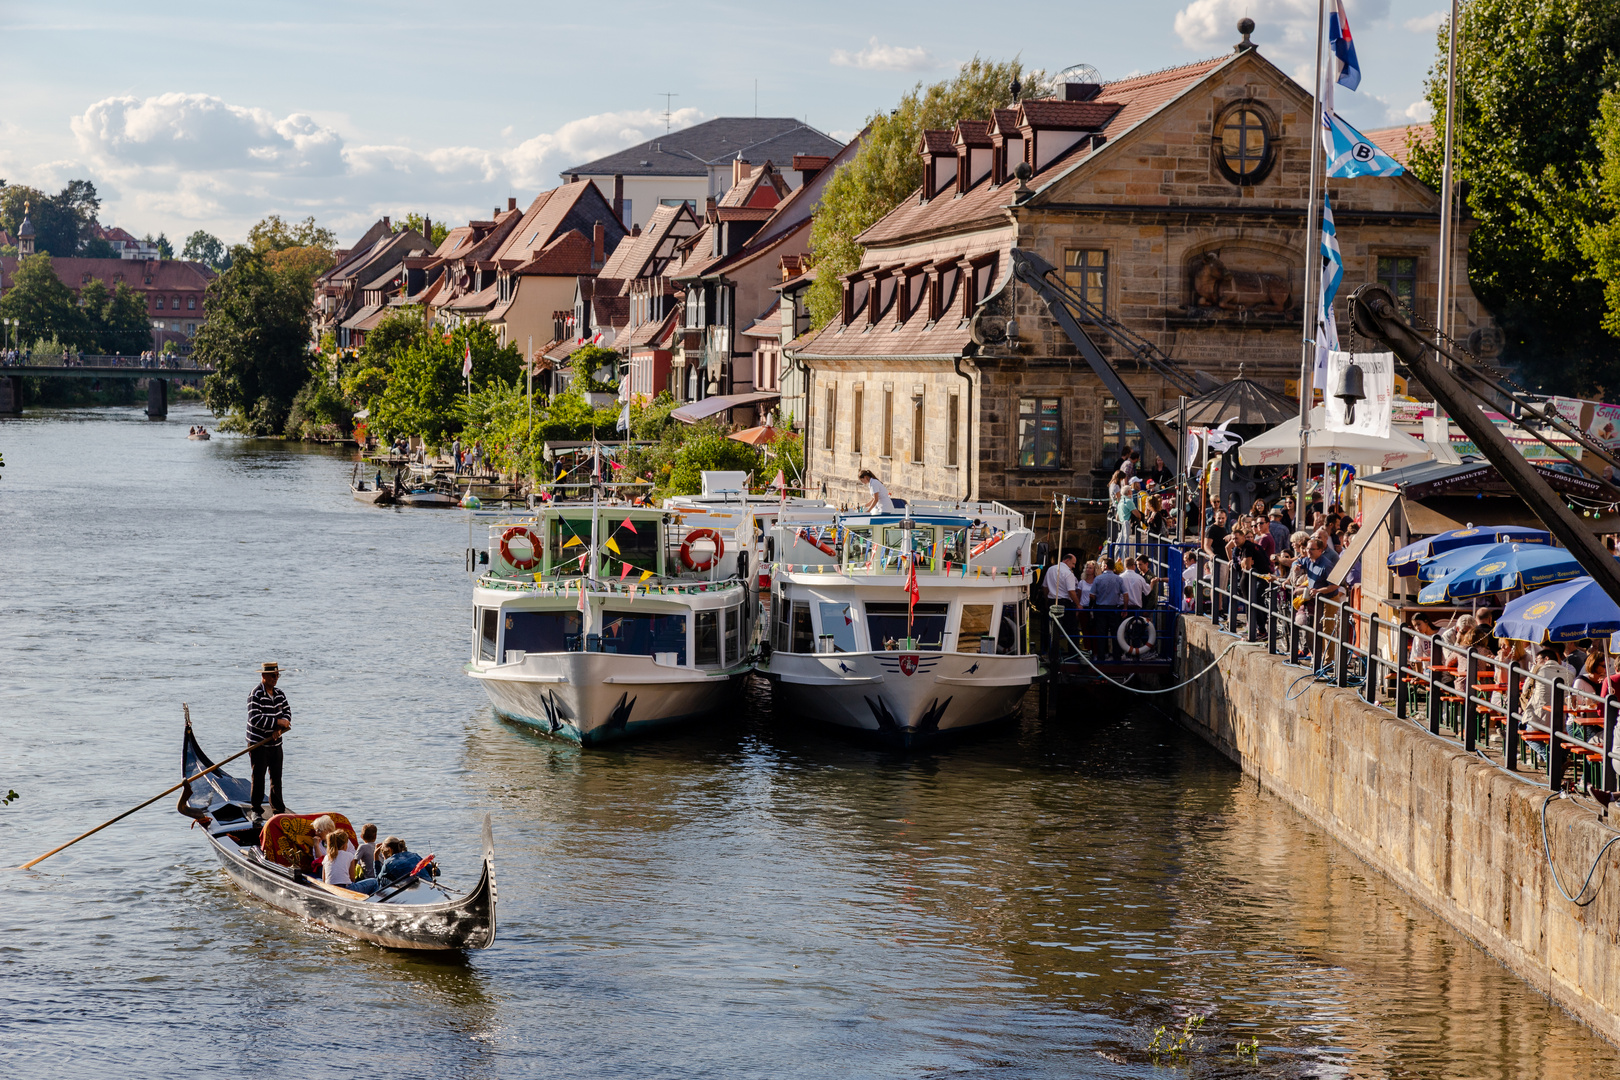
[465,497,754,745]
[756,501,1040,747]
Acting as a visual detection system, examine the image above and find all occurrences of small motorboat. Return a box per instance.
[188,428,211,441]
[180,721,496,951]
[401,488,457,507]
[351,465,395,505]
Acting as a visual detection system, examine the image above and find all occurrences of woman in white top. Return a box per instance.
[323,830,359,886]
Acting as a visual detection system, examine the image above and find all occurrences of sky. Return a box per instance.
[0,0,1446,249]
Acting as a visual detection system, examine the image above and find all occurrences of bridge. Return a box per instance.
[0,359,216,419]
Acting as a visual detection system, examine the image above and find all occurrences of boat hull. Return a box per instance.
[402,491,456,506]
[470,651,745,745]
[351,484,393,505]
[761,651,1035,747]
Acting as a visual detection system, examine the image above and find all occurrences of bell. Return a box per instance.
[1334,361,1365,424]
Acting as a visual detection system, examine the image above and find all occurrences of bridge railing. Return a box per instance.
[0,354,210,371]
[1108,523,1616,795]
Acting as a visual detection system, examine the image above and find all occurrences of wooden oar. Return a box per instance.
[17,705,274,871]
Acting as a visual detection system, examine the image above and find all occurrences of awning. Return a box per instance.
[1237,406,1433,468]
[671,391,780,424]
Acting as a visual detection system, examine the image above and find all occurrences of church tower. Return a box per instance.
[17,203,35,257]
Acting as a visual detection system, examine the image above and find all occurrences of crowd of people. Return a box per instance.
[0,349,195,368]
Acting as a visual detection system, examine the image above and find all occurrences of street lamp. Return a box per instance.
[150,319,163,361]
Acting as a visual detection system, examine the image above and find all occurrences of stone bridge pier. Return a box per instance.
[146,377,167,419]
[0,374,20,415]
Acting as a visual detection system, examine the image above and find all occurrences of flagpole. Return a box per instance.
[1434,0,1461,422]
[1296,0,1329,519]
[527,334,534,501]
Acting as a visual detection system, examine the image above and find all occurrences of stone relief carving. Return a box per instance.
[1189,251,1292,314]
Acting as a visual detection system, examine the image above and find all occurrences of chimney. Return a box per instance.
[422,215,431,240]
[592,222,605,267]
[382,216,391,231]
[612,174,625,227]
[631,224,642,238]
[792,154,831,184]
[493,208,501,219]
[732,157,749,188]
[507,197,518,212]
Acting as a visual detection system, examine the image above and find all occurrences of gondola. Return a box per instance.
[179,722,496,950]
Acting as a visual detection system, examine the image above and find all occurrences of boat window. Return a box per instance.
[695,610,719,664]
[942,526,970,565]
[846,526,874,564]
[865,602,948,651]
[607,517,660,576]
[818,602,857,652]
[997,601,1025,654]
[480,608,499,661]
[504,610,583,655]
[775,588,791,651]
[958,604,994,653]
[790,601,814,653]
[597,611,686,657]
[722,605,740,664]
[881,525,939,570]
[548,517,594,571]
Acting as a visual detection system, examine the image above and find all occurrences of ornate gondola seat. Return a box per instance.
[260,813,358,874]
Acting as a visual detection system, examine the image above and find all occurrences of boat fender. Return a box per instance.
[500,526,541,571]
[738,549,750,585]
[971,532,1004,558]
[1117,614,1157,659]
[797,528,837,558]
[680,528,725,571]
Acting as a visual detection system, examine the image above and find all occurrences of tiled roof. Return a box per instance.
[1015,99,1122,130]
[629,307,680,349]
[739,301,781,337]
[954,120,992,147]
[445,283,498,312]
[598,201,697,283]
[1363,122,1434,168]
[491,181,626,265]
[561,117,842,178]
[717,163,787,208]
[511,230,597,277]
[0,256,214,293]
[339,302,384,331]
[920,130,956,154]
[857,54,1231,247]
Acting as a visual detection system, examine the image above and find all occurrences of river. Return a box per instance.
[2,404,1617,1078]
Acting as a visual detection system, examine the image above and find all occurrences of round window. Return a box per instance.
[1218,108,1271,185]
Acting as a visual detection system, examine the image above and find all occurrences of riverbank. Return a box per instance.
[1176,613,1620,1047]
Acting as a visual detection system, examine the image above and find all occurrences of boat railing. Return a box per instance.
[477,573,745,597]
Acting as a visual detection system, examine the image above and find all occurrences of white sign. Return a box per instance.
[1323,350,1394,439]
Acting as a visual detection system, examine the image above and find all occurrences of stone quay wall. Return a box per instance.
[1175,614,1620,1045]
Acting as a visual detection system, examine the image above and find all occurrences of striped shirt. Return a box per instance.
[247,684,291,747]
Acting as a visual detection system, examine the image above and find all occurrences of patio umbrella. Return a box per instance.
[1497,577,1620,645]
[1388,526,1552,575]
[1236,406,1432,467]
[727,425,778,446]
[1416,543,1586,605]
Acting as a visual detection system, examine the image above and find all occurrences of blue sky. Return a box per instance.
[0,0,1444,247]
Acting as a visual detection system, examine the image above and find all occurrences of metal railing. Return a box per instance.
[1117,522,1617,793]
[0,354,208,370]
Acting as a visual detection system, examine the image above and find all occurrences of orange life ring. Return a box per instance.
[500,526,541,570]
[680,528,725,571]
[970,533,1004,558]
[796,528,837,557]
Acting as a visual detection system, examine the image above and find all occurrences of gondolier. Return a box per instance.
[247,662,292,819]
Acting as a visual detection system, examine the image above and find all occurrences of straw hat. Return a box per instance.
[259,662,281,676]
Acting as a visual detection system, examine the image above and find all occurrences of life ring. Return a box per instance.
[500,526,541,570]
[970,532,1004,558]
[680,528,725,571]
[797,527,837,557]
[1117,614,1157,658]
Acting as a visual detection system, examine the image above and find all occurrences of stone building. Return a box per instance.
[794,26,1494,530]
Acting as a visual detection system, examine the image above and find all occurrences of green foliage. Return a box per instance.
[367,323,520,446]
[567,345,621,386]
[154,232,173,260]
[1145,1014,1205,1060]
[182,230,228,268]
[0,255,86,348]
[665,424,762,496]
[195,247,318,435]
[2,789,17,807]
[401,212,449,247]
[768,427,805,486]
[358,308,429,369]
[806,57,1046,329]
[284,374,352,439]
[76,279,151,354]
[0,180,102,257]
[266,246,336,291]
[1408,0,1620,393]
[247,214,337,253]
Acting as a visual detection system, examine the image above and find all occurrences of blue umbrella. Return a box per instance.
[1497,577,1620,644]
[1416,543,1586,604]
[1415,542,1522,584]
[1388,526,1551,575]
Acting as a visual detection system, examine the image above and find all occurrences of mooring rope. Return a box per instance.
[1046,610,1261,695]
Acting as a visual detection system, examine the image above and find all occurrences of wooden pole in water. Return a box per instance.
[17,705,272,871]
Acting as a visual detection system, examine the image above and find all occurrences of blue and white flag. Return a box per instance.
[1321,108,1405,179]
[1327,0,1361,92]
[1314,193,1343,392]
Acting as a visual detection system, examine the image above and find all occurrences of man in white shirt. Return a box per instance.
[1119,559,1150,608]
[858,469,895,513]
[1043,553,1081,653]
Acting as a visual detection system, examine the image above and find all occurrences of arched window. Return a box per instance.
[1216,107,1273,185]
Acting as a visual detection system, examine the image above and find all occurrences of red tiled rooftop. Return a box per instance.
[1363,122,1433,168]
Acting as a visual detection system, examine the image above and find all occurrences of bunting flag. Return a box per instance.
[627,584,637,605]
[620,517,638,534]
[620,560,632,580]
[562,535,583,548]
[577,579,588,613]
[639,569,654,582]
[604,536,621,555]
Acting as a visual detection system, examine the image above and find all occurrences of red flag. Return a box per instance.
[905,554,920,616]
[620,517,638,534]
[577,579,588,613]
[620,560,632,580]
[462,344,473,378]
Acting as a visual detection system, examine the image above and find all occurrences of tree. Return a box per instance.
[0,180,103,258]
[247,214,336,254]
[154,233,173,260]
[182,230,228,268]
[367,323,520,446]
[1409,0,1620,394]
[806,57,1048,329]
[103,282,153,355]
[265,245,336,290]
[401,213,449,247]
[0,255,86,347]
[195,247,318,434]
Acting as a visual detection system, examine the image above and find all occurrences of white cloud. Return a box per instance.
[1174,0,1390,73]
[1404,11,1444,34]
[830,38,937,72]
[1405,99,1434,122]
[58,93,709,242]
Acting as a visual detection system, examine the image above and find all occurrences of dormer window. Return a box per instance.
[936,265,960,320]
[1215,105,1274,185]
[905,272,926,321]
[872,275,895,325]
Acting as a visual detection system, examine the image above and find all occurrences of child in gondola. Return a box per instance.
[323,830,359,886]
[354,823,378,880]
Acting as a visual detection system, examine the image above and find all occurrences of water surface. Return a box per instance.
[2,405,1616,1078]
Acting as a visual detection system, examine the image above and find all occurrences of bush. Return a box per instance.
[665,423,762,496]
[284,373,353,440]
